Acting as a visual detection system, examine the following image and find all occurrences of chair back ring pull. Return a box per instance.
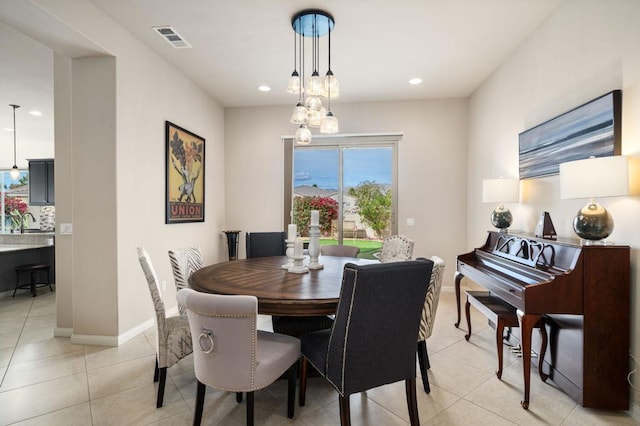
[199,329,215,354]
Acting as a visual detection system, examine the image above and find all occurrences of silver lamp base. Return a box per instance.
[491,205,512,232]
[573,200,614,241]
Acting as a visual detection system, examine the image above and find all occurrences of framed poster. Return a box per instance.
[165,121,205,223]
[519,90,621,179]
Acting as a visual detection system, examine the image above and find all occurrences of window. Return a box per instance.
[1,170,29,233]
[284,134,400,259]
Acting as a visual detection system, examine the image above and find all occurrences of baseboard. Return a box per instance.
[117,317,155,346]
[53,327,73,337]
[70,333,119,346]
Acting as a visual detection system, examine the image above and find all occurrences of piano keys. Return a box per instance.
[455,231,630,410]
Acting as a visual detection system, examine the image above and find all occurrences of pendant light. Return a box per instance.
[288,9,339,142]
[9,104,20,180]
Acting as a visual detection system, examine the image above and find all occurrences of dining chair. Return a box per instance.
[245,231,287,258]
[299,259,434,426]
[168,246,203,314]
[246,231,334,337]
[379,234,414,262]
[137,247,193,408]
[415,256,445,393]
[320,244,360,258]
[177,288,300,426]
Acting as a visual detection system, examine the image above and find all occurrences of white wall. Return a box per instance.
[468,0,640,405]
[225,99,469,286]
[24,0,226,341]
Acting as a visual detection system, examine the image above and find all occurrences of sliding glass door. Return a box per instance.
[285,135,398,259]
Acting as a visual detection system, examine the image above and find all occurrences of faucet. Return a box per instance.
[11,211,36,234]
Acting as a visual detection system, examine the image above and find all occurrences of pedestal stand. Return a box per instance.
[223,230,241,261]
[282,239,295,269]
[288,256,309,274]
[307,224,323,270]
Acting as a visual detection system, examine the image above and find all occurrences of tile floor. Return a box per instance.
[0,288,637,425]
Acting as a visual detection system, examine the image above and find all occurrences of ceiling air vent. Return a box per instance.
[152,26,192,49]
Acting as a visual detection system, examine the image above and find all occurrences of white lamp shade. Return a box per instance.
[482,178,519,203]
[560,156,629,199]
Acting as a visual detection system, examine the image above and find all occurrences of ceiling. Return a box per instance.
[1,0,564,160]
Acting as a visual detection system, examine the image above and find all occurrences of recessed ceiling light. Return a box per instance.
[258,85,271,92]
[409,78,423,85]
[29,110,43,116]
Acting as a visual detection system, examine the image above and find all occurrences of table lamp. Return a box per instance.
[559,156,629,242]
[482,178,520,232]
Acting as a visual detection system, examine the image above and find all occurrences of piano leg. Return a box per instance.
[454,272,464,328]
[464,297,472,341]
[495,320,506,379]
[537,318,549,383]
[517,311,542,410]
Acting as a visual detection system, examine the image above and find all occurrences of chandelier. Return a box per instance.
[288,9,339,144]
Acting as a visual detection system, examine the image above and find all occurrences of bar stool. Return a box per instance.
[13,263,53,297]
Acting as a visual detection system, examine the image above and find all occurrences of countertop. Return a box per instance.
[0,244,53,253]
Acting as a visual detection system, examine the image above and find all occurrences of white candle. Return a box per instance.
[311,210,319,226]
[288,224,297,241]
[294,238,303,257]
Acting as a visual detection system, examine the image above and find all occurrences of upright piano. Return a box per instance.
[455,231,630,410]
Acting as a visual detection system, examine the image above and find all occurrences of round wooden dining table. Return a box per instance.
[189,255,376,316]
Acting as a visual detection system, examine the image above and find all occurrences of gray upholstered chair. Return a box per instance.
[320,244,360,258]
[379,234,414,262]
[177,288,300,426]
[137,247,193,408]
[168,247,204,314]
[416,256,445,393]
[299,259,434,426]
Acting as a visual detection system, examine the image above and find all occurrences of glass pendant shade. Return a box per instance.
[323,71,340,99]
[295,124,312,144]
[286,72,302,94]
[10,165,20,180]
[304,96,322,112]
[290,102,308,124]
[306,72,324,96]
[308,106,326,128]
[320,112,339,134]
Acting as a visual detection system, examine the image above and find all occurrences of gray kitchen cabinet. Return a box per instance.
[28,159,55,206]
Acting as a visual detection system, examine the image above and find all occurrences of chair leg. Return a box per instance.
[30,270,37,297]
[246,391,254,426]
[156,367,167,408]
[405,378,420,426]
[339,394,351,426]
[416,340,431,393]
[153,357,159,382]
[287,361,298,418]
[236,392,243,403]
[299,357,308,406]
[194,380,206,426]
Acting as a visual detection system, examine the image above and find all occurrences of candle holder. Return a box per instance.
[288,255,309,274]
[307,223,324,270]
[282,239,295,269]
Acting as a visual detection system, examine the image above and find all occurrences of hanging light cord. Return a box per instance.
[11,104,19,167]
